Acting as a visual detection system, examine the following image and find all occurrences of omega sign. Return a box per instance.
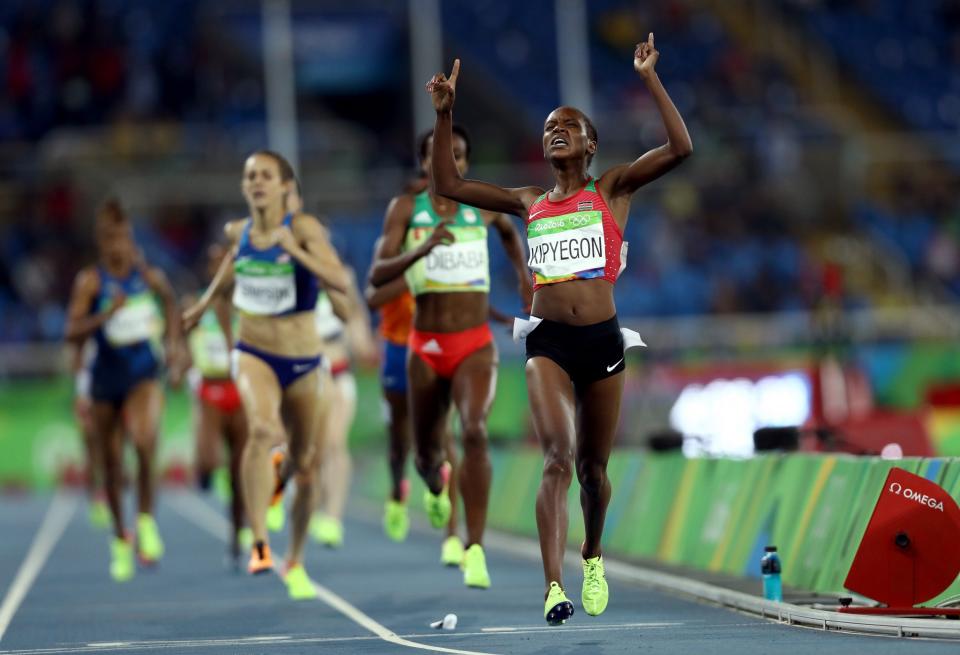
[888,482,945,512]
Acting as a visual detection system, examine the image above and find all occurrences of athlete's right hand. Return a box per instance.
[426,59,460,113]
[419,221,455,254]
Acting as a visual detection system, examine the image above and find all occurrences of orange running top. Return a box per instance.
[379,291,415,345]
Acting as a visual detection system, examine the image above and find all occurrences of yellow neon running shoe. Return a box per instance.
[110,537,134,582]
[462,544,491,589]
[310,514,344,548]
[544,581,574,625]
[581,556,609,616]
[383,499,409,542]
[136,513,164,564]
[440,535,464,567]
[422,462,452,529]
[284,563,318,600]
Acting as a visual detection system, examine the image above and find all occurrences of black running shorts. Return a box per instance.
[525,315,625,386]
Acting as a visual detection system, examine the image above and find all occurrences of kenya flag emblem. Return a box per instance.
[577,200,593,212]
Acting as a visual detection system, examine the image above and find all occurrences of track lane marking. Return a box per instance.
[168,492,496,655]
[0,494,76,643]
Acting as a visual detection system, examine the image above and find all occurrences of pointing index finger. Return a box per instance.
[449,58,461,85]
[648,32,654,47]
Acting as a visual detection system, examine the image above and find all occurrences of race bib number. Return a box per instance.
[422,234,488,287]
[527,212,605,280]
[233,260,296,315]
[104,295,159,346]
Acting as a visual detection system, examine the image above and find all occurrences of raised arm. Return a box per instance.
[599,33,692,204]
[368,195,453,286]
[488,212,533,311]
[428,60,542,215]
[64,268,115,343]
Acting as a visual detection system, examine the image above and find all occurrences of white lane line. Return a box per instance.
[0,624,697,655]
[167,492,497,655]
[0,634,378,654]
[0,493,77,643]
[481,621,681,632]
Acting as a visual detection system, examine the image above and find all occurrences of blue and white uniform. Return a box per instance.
[89,266,162,405]
[232,213,323,388]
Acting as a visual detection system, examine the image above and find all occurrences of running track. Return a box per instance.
[0,491,956,655]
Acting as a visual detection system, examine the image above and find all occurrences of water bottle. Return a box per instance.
[760,546,783,602]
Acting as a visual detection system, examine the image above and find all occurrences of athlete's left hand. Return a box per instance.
[634,32,659,78]
[271,226,299,253]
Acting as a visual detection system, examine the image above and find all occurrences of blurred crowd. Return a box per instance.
[1,0,958,342]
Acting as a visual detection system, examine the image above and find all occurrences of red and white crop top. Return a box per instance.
[525,178,627,290]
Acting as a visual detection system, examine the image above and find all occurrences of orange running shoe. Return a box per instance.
[248,541,274,575]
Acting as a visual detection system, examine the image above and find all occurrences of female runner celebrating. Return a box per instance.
[426,33,691,622]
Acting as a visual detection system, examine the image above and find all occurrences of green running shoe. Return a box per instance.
[310,514,343,548]
[284,563,318,600]
[266,501,285,533]
[88,500,110,529]
[440,535,464,567]
[544,581,574,625]
[462,544,491,589]
[581,555,609,616]
[136,513,164,564]
[383,500,409,542]
[110,537,134,582]
[422,462,452,529]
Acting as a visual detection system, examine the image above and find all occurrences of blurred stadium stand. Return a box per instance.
[0,0,958,350]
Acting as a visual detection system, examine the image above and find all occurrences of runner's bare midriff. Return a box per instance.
[531,278,616,325]
[238,312,322,358]
[414,291,488,332]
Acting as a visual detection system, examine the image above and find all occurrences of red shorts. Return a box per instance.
[198,379,243,414]
[409,323,493,379]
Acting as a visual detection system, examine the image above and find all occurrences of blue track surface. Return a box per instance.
[0,492,957,654]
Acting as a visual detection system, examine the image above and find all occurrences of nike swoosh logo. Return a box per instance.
[528,209,549,220]
[606,357,624,372]
[293,363,313,373]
